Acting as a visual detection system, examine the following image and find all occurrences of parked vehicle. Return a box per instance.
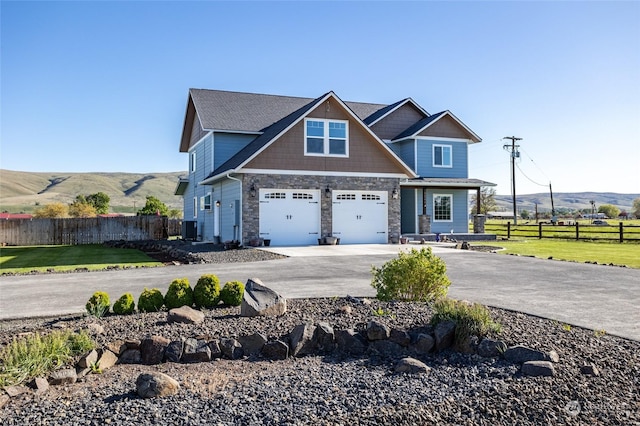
[593,220,609,225]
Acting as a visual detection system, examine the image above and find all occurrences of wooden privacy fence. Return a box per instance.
[485,222,640,243]
[0,216,183,246]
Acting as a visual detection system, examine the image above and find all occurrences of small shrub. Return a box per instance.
[431,298,502,346]
[220,281,244,306]
[164,278,193,309]
[371,247,451,302]
[112,293,135,315]
[85,291,110,318]
[137,288,164,313]
[193,274,221,308]
[0,329,94,386]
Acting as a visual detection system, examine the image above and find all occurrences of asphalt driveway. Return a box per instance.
[1,244,638,341]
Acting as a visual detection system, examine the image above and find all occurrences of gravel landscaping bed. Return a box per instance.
[1,297,638,425]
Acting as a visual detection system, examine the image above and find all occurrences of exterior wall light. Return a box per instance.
[215,200,221,207]
[392,187,399,199]
[249,183,257,198]
[325,185,331,198]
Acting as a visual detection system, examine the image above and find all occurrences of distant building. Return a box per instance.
[486,211,518,219]
[0,213,33,220]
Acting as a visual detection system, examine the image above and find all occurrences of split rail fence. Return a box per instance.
[485,222,640,243]
[0,216,182,246]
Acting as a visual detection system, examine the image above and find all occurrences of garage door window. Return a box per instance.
[433,194,452,221]
[305,119,348,157]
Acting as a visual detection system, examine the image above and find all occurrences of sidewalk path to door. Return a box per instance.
[1,243,638,341]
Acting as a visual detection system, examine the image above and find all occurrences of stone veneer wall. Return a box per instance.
[241,173,402,245]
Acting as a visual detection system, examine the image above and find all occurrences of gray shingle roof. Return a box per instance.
[189,88,389,132]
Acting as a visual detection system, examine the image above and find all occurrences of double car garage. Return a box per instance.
[258,189,388,246]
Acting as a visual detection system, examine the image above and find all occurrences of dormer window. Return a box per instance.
[433,144,452,168]
[305,119,348,157]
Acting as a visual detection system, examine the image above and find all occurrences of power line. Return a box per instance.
[516,163,548,187]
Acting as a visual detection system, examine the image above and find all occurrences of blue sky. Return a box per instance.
[2,1,639,195]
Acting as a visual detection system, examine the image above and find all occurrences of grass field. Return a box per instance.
[479,239,640,269]
[0,245,161,274]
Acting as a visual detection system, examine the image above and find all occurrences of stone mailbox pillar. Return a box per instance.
[473,214,486,234]
[418,215,431,234]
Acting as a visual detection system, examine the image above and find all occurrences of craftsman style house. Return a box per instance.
[176,89,494,246]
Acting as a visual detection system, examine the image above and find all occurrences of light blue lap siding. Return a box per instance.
[427,189,469,234]
[388,140,415,172]
[415,139,468,178]
[214,133,257,170]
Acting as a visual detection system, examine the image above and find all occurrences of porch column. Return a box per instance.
[476,187,481,215]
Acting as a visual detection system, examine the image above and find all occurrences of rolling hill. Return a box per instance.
[0,170,186,213]
[1,169,637,215]
[493,192,639,214]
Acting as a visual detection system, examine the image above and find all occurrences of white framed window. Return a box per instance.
[433,144,452,168]
[200,193,211,210]
[193,197,198,218]
[190,151,197,173]
[304,118,348,157]
[433,194,452,221]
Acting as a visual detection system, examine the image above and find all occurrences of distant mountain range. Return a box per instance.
[0,170,185,213]
[493,192,639,213]
[1,169,637,214]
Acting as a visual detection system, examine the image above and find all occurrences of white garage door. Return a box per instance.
[332,190,388,244]
[259,189,321,246]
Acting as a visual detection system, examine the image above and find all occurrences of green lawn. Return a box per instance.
[479,239,640,268]
[0,245,161,274]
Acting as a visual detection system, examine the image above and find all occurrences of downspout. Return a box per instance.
[226,172,242,243]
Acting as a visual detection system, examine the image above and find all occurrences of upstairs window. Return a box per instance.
[305,119,348,157]
[190,151,197,173]
[433,194,452,221]
[433,144,452,168]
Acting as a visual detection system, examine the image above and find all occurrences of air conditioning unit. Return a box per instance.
[183,221,197,240]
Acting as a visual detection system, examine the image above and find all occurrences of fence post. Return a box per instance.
[575,222,579,240]
[538,222,543,239]
[620,222,623,243]
[507,222,511,239]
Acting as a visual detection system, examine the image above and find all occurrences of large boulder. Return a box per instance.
[261,340,289,360]
[289,323,317,357]
[395,357,431,374]
[240,278,287,317]
[335,329,367,355]
[167,306,205,324]
[136,372,180,398]
[182,338,212,363]
[504,345,556,363]
[140,336,170,365]
[434,320,456,352]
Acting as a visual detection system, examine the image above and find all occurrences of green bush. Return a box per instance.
[371,247,450,302]
[431,298,502,345]
[85,291,110,317]
[193,274,221,308]
[220,281,244,306]
[137,288,164,313]
[164,278,193,309]
[0,329,94,386]
[112,292,135,315]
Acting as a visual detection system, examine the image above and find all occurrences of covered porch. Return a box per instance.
[399,177,497,240]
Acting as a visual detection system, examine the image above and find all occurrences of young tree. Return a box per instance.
[138,196,169,216]
[520,210,530,220]
[633,198,640,219]
[470,187,497,214]
[86,192,110,214]
[168,209,183,219]
[598,204,620,219]
[69,201,97,218]
[34,202,68,218]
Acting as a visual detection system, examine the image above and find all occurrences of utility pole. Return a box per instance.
[503,136,522,225]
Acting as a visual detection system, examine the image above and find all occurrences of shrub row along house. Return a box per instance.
[175,89,495,246]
